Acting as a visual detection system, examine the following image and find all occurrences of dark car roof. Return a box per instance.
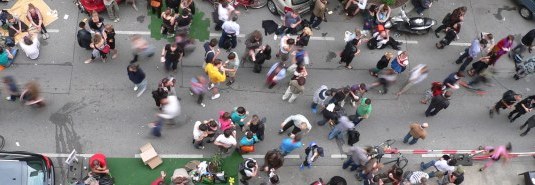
[0,160,25,185]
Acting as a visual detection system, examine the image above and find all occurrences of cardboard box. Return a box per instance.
[140,143,162,169]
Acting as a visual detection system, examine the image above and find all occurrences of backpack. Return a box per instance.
[442,13,451,25]
[239,159,255,176]
[347,128,360,146]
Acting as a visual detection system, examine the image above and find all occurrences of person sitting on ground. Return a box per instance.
[6,15,28,37]
[345,0,367,17]
[239,130,260,154]
[376,4,391,24]
[89,153,110,174]
[19,32,40,60]
[280,10,302,35]
[0,46,17,68]
[368,27,401,50]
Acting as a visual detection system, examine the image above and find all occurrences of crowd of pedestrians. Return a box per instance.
[1,0,534,184]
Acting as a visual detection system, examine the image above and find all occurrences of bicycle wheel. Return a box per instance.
[0,135,4,151]
[397,156,408,169]
[250,0,268,9]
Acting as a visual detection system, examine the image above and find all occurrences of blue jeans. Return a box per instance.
[403,132,419,145]
[309,14,322,28]
[328,127,344,140]
[352,112,363,126]
[342,157,361,171]
[279,146,290,156]
[420,160,438,178]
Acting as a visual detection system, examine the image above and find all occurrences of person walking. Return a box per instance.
[352,98,372,126]
[396,64,429,96]
[420,81,443,104]
[479,143,512,171]
[158,94,181,124]
[239,158,259,185]
[443,71,464,90]
[390,51,409,74]
[189,75,208,107]
[103,0,120,22]
[328,116,355,140]
[262,149,284,172]
[161,42,183,72]
[511,29,535,58]
[520,115,535,136]
[425,91,451,117]
[456,37,487,72]
[214,129,237,153]
[129,34,155,63]
[369,52,393,77]
[310,0,327,30]
[508,95,535,122]
[403,122,428,145]
[300,142,324,170]
[278,114,312,137]
[127,64,147,97]
[339,38,361,69]
[278,134,303,156]
[20,81,45,107]
[276,36,295,62]
[282,76,306,103]
[205,59,227,100]
[342,146,372,171]
[368,69,397,94]
[2,76,19,101]
[489,90,522,118]
[487,35,514,66]
[311,85,334,113]
[435,6,466,38]
[435,23,461,49]
[266,61,287,89]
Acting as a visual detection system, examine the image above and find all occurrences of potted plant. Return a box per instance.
[207,153,223,173]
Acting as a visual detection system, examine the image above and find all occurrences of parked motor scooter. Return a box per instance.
[385,7,436,35]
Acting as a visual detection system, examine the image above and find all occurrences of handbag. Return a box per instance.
[150,0,161,7]
[101,44,111,54]
[240,145,255,153]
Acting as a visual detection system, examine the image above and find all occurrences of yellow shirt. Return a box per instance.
[205,63,226,83]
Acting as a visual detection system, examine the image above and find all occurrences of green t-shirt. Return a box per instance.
[0,52,9,67]
[357,98,372,117]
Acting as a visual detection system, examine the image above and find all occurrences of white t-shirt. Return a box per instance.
[193,121,203,140]
[434,160,455,173]
[159,95,181,119]
[218,4,234,21]
[215,134,237,147]
[19,36,40,60]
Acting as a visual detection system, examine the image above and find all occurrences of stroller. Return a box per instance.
[513,54,535,80]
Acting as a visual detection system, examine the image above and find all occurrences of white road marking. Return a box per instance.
[209,32,336,41]
[399,40,418,44]
[422,154,444,158]
[47,29,60,33]
[134,154,203,158]
[41,153,93,158]
[450,42,471,46]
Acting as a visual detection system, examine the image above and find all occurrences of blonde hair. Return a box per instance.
[384,52,394,59]
[104,24,113,31]
[302,27,313,36]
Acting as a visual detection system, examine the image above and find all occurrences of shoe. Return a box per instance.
[299,164,305,170]
[489,109,494,118]
[313,26,320,30]
[351,101,357,107]
[208,83,214,90]
[312,108,317,113]
[42,33,47,40]
[520,133,527,136]
[200,103,206,107]
[134,86,138,91]
[5,96,12,101]
[189,91,194,96]
[84,59,92,64]
[226,80,234,86]
[136,87,146,97]
[434,32,440,38]
[479,168,484,172]
[278,129,284,134]
[455,60,463,64]
[45,33,50,39]
[418,13,423,16]
[211,94,220,100]
[273,35,278,40]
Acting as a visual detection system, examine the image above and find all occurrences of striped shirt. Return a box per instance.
[409,171,429,184]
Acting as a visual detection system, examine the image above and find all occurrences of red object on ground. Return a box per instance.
[79,0,123,13]
[150,177,164,185]
[89,153,107,168]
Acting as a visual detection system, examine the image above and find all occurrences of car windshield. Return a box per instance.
[27,162,45,185]
[292,0,308,5]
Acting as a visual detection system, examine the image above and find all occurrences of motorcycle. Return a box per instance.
[385,7,436,35]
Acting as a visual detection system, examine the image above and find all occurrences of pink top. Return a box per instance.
[218,111,233,131]
[484,145,510,160]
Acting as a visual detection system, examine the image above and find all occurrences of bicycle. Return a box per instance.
[370,139,408,169]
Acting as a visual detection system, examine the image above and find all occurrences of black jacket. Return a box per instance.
[77,29,92,49]
[127,68,146,84]
[521,29,535,46]
[430,95,450,110]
